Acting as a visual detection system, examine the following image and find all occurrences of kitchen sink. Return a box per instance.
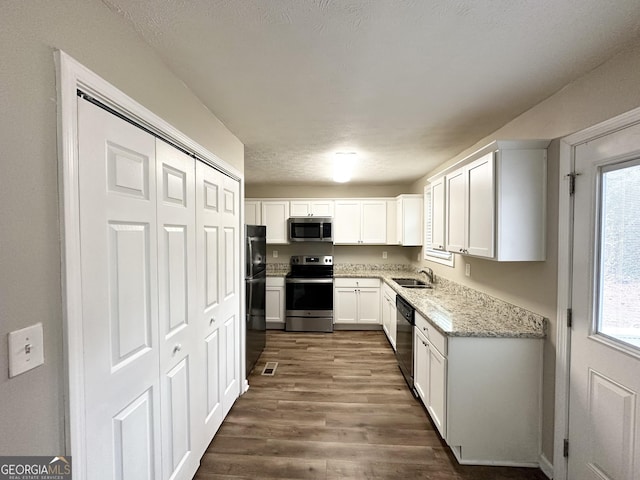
[392,278,432,289]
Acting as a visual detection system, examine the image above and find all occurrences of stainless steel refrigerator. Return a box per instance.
[245,225,266,376]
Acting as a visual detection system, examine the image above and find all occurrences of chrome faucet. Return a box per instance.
[418,267,435,284]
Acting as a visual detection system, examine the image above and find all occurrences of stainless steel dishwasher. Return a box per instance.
[395,295,415,393]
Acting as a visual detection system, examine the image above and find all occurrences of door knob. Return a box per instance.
[173,344,182,354]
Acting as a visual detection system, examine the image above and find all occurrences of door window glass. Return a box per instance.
[596,160,640,349]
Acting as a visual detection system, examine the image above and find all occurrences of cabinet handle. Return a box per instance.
[173,344,182,354]
[210,317,215,326]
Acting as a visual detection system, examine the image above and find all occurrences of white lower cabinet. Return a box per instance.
[414,322,447,438]
[266,277,285,329]
[381,283,397,349]
[413,311,542,466]
[334,278,381,325]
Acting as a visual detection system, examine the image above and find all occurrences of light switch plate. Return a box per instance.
[8,323,44,378]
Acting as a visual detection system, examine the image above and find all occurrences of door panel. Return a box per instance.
[165,358,191,475]
[205,329,222,424]
[162,226,188,334]
[195,162,241,454]
[224,227,236,299]
[205,226,219,309]
[568,123,640,480]
[79,99,162,479]
[109,222,153,366]
[113,389,156,480]
[223,313,238,415]
[156,140,199,480]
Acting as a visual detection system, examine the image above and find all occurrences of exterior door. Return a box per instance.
[155,141,200,479]
[78,99,162,479]
[568,122,640,480]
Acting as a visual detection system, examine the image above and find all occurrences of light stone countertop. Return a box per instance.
[266,263,547,339]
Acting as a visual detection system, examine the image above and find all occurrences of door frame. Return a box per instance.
[55,51,245,480]
[554,105,640,480]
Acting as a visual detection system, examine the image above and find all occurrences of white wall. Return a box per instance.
[0,0,243,455]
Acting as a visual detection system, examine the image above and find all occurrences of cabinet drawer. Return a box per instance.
[415,312,447,356]
[266,276,285,287]
[334,278,380,288]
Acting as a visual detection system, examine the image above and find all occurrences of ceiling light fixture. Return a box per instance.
[333,152,357,183]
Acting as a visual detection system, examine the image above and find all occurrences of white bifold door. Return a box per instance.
[78,98,240,480]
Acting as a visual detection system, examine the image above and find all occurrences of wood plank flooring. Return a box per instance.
[195,331,547,480]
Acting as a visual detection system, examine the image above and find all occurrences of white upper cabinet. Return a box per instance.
[444,140,548,261]
[244,200,261,225]
[396,194,423,246]
[386,199,398,245]
[429,177,446,251]
[289,199,334,217]
[334,199,387,244]
[261,200,290,244]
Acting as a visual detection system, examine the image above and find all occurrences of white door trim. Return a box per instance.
[55,50,245,480]
[554,106,640,480]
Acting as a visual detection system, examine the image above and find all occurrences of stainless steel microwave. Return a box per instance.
[287,217,333,242]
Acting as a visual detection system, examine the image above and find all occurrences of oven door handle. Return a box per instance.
[285,278,334,284]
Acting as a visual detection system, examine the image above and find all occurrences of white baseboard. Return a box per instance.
[539,453,553,479]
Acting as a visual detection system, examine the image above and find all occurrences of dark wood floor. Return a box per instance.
[195,331,548,480]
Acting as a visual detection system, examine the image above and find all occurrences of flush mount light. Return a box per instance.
[333,152,357,183]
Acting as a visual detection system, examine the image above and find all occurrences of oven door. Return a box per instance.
[285,277,333,317]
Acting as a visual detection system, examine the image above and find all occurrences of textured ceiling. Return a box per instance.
[103,0,640,186]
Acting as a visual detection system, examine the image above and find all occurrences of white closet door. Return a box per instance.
[155,141,200,480]
[78,99,162,480]
[219,173,241,415]
[195,162,241,453]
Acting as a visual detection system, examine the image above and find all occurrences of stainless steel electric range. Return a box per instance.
[285,255,334,332]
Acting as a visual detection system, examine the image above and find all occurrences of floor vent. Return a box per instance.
[261,362,278,376]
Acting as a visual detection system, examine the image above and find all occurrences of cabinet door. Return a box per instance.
[414,330,429,404]
[357,287,381,324]
[310,200,334,217]
[386,200,399,245]
[361,200,387,244]
[334,201,361,244]
[265,285,284,327]
[382,294,390,336]
[333,287,358,323]
[289,201,311,217]
[388,299,397,349]
[430,178,446,250]
[397,195,423,246]
[261,201,289,244]
[427,344,447,438]
[466,153,495,258]
[445,169,466,253]
[245,201,261,225]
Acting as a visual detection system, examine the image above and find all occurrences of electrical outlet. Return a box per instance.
[273,250,278,258]
[465,263,471,277]
[382,251,387,259]
[8,323,44,378]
